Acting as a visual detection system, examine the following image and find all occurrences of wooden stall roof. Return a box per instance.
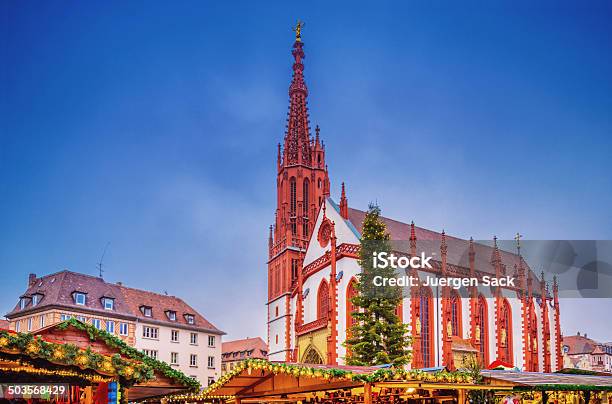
[169,360,490,402]
[207,363,373,398]
[2,321,198,401]
[482,370,612,388]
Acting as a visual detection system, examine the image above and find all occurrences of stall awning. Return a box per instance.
[1,320,199,400]
[482,370,612,390]
[167,359,492,402]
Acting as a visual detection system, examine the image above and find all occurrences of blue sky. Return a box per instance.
[1,1,611,341]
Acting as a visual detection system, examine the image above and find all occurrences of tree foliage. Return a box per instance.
[345,203,411,366]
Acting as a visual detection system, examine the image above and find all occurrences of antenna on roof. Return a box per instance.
[96,242,111,278]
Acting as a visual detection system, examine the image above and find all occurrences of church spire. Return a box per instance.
[283,22,312,167]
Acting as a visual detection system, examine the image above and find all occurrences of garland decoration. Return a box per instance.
[55,319,200,390]
[0,328,152,386]
[166,359,474,402]
[0,360,113,384]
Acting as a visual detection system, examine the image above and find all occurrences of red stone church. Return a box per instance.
[267,30,562,372]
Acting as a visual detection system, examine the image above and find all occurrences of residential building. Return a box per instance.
[563,332,612,372]
[5,270,225,385]
[221,337,268,374]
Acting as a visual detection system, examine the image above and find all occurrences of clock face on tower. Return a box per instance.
[318,218,332,248]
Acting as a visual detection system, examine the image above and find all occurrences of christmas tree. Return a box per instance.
[345,203,412,366]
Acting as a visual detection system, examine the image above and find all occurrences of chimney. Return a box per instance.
[577,332,581,336]
[585,333,588,338]
[28,273,37,287]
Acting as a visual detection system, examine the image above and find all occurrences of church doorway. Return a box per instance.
[302,345,324,364]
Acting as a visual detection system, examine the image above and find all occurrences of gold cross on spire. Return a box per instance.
[293,20,305,42]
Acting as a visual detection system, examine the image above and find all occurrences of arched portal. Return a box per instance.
[302,345,324,364]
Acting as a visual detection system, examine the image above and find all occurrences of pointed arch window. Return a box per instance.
[450,290,462,337]
[303,178,310,237]
[420,287,434,367]
[500,298,513,364]
[477,295,489,366]
[529,302,539,371]
[346,279,358,334]
[289,177,297,235]
[317,280,329,320]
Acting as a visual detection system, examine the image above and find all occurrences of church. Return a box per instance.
[266,28,563,372]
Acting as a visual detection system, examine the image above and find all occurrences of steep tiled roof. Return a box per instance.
[6,270,223,334]
[120,285,221,333]
[222,337,268,361]
[563,335,597,355]
[347,207,540,288]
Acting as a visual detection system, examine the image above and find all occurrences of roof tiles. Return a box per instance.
[6,270,223,334]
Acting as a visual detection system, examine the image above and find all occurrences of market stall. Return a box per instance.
[482,370,612,404]
[166,359,512,404]
[0,320,198,403]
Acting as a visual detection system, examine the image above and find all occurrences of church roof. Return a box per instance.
[345,207,539,284]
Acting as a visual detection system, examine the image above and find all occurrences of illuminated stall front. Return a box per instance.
[0,319,198,403]
[166,359,511,404]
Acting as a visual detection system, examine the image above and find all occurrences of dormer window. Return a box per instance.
[185,314,195,324]
[74,292,86,306]
[102,297,114,310]
[19,297,28,309]
[141,306,152,317]
[31,294,42,306]
[166,311,177,321]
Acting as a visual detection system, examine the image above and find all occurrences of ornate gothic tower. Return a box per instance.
[267,24,330,361]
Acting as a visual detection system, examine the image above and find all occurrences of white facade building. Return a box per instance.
[5,270,225,387]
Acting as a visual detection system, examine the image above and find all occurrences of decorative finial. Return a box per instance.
[339,182,348,220]
[441,230,447,255]
[515,232,523,254]
[322,198,327,217]
[293,20,305,42]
